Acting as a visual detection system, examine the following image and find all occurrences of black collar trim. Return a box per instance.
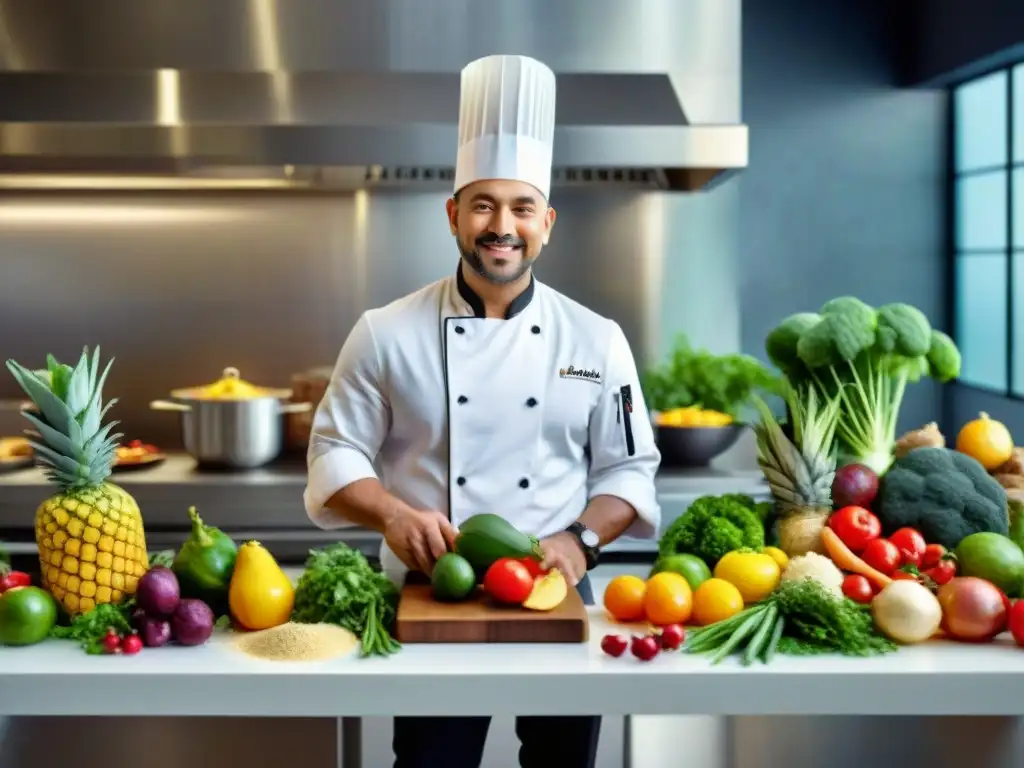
[456,263,535,319]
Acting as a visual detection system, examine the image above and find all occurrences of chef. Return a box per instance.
[304,53,661,768]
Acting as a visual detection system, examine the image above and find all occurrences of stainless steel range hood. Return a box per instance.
[0,0,747,192]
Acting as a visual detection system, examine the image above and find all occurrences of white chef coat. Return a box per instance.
[304,266,661,583]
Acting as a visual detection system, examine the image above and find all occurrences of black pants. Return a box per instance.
[393,576,601,768]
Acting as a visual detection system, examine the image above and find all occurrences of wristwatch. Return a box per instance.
[565,521,601,571]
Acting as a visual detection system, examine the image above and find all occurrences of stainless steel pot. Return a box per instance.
[150,368,311,469]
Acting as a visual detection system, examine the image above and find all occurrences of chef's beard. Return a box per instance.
[458,234,534,285]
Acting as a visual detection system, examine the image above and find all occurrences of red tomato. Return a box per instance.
[483,558,534,604]
[860,538,901,576]
[923,560,956,586]
[921,544,947,569]
[841,574,873,604]
[518,557,547,578]
[1009,601,1024,647]
[827,506,881,553]
[888,528,927,567]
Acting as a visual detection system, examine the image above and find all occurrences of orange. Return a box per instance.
[691,578,744,626]
[603,574,647,622]
[642,572,693,626]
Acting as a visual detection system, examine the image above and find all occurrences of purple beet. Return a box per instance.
[139,616,173,648]
[832,463,879,510]
[171,598,215,646]
[135,566,181,617]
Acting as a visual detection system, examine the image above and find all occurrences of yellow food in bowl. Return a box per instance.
[177,367,279,401]
[655,407,733,427]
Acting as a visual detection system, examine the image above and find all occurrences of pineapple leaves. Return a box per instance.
[46,354,73,403]
[79,356,115,439]
[5,360,72,431]
[19,410,83,461]
[66,348,95,420]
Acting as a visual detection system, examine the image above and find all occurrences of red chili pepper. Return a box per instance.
[0,570,31,593]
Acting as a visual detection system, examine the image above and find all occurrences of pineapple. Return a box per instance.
[6,347,148,616]
[751,382,841,557]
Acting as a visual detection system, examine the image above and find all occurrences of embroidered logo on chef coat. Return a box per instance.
[559,365,602,383]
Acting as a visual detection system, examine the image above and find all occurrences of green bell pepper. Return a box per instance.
[171,506,238,615]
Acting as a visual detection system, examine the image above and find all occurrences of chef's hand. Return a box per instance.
[539,532,587,587]
[384,507,458,575]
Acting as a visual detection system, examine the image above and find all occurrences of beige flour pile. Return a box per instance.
[234,622,358,662]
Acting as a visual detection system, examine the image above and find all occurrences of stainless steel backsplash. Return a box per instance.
[0,187,740,446]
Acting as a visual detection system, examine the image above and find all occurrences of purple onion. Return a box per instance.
[135,566,181,617]
[171,599,215,646]
[139,616,173,648]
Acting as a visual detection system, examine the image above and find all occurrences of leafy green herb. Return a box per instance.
[148,549,175,568]
[642,333,783,420]
[291,543,401,658]
[50,601,135,654]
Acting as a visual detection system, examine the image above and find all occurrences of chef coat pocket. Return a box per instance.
[617,384,636,457]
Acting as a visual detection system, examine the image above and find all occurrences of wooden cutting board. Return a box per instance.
[394,574,589,644]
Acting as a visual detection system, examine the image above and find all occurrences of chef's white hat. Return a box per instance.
[454,54,557,200]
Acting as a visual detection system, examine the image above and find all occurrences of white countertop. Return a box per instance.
[3,609,1024,718]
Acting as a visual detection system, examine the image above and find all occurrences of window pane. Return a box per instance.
[1015,64,1024,163]
[956,170,1008,250]
[956,253,1007,390]
[955,70,1008,171]
[1013,252,1024,395]
[1015,167,1024,249]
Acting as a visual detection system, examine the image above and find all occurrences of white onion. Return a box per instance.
[871,580,943,644]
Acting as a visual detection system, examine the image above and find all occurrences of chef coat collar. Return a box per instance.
[456,262,535,319]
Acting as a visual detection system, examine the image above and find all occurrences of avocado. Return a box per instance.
[954,532,1024,597]
[431,553,477,602]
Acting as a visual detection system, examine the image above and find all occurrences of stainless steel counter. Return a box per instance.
[0,454,767,563]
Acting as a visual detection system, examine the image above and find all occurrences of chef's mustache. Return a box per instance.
[476,233,526,248]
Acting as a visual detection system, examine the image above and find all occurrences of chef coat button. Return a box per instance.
[457,476,466,486]
[457,395,468,404]
[455,325,465,334]
[531,325,541,334]
[519,478,530,489]
[526,397,538,407]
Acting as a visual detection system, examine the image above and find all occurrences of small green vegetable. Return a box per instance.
[658,494,765,569]
[291,543,401,657]
[171,506,238,616]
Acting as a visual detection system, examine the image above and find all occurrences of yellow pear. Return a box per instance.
[229,540,295,630]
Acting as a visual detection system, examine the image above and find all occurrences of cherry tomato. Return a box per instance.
[827,506,881,553]
[600,634,628,657]
[921,544,947,569]
[923,560,956,585]
[841,574,873,604]
[1009,601,1024,647]
[861,538,901,575]
[102,632,122,654]
[518,557,547,578]
[0,570,31,593]
[630,635,660,661]
[657,624,686,650]
[483,558,534,604]
[888,528,927,567]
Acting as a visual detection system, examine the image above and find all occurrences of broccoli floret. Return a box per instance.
[927,329,962,382]
[658,494,765,568]
[765,297,961,475]
[875,446,1008,550]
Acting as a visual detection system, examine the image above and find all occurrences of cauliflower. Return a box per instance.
[875,446,1008,550]
[780,552,844,599]
[658,494,765,569]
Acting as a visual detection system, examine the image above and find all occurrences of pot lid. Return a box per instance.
[171,367,292,401]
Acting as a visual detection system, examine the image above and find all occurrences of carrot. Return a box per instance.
[821,527,892,590]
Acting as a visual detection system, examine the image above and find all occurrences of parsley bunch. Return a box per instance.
[291,543,401,657]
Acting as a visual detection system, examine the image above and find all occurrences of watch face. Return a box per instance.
[580,529,600,548]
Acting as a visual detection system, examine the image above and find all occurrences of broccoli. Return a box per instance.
[765,297,962,475]
[875,446,1008,550]
[658,494,766,568]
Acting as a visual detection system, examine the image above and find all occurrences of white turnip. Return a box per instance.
[871,580,942,644]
